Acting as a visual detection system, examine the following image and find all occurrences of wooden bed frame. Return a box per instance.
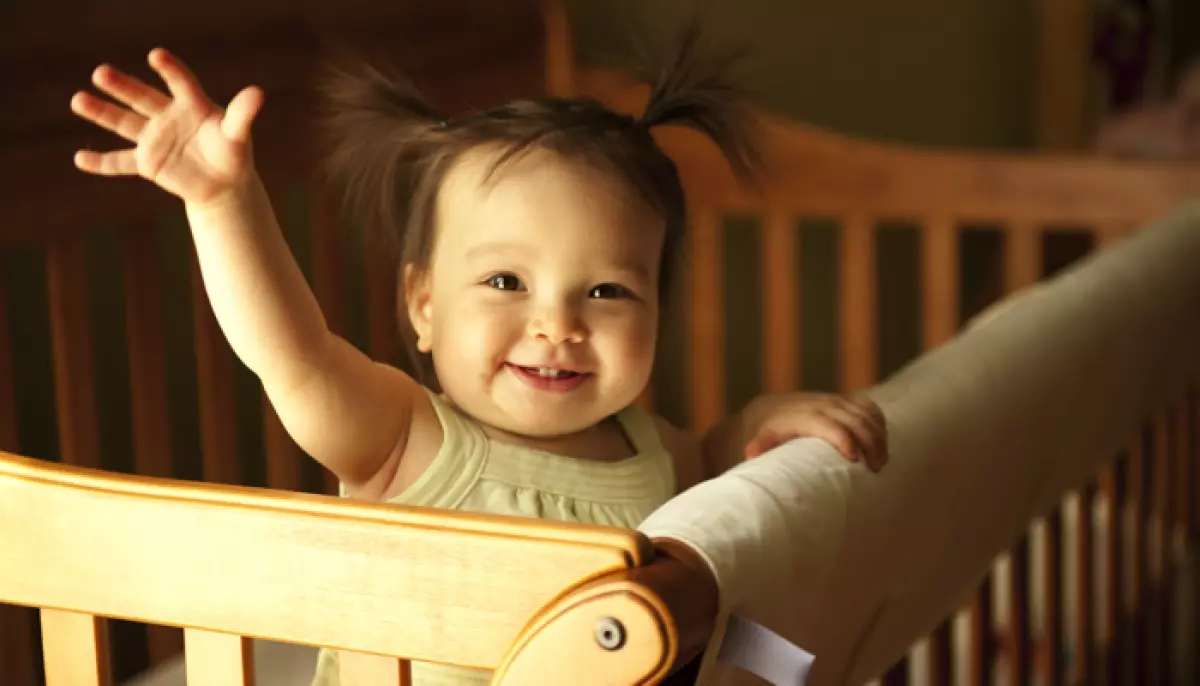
[2,1,1199,684]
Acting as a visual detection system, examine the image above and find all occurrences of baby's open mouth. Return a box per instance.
[505,363,590,391]
[514,365,580,379]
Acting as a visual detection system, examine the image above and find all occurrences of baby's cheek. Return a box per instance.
[603,324,657,382]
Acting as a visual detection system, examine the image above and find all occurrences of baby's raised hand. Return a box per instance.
[743,393,888,472]
[70,48,263,205]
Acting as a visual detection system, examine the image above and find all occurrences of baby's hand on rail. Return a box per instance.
[69,48,262,205]
[743,393,888,472]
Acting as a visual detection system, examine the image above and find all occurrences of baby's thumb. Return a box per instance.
[222,86,263,143]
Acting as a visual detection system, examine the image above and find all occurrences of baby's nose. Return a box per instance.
[528,304,586,344]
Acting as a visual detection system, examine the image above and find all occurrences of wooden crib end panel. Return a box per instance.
[0,451,647,670]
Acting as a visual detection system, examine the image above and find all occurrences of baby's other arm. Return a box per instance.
[70,49,438,499]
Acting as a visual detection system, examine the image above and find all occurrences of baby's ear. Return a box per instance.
[403,264,434,352]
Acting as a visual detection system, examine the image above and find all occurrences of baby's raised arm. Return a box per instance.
[71,49,436,498]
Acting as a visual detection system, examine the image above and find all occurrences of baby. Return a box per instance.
[70,37,887,685]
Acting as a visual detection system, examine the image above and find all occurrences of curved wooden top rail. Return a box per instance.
[0,449,654,670]
[591,79,1200,226]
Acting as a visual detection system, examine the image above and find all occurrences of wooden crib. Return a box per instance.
[3,0,1200,684]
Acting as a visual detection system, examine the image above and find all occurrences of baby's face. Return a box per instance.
[408,147,663,438]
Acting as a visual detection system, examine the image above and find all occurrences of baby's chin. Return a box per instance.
[451,394,625,440]
[486,406,616,440]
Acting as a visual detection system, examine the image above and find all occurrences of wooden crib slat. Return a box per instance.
[1002,224,1041,293]
[1151,418,1170,583]
[339,652,412,686]
[926,625,952,686]
[1005,541,1031,686]
[40,609,111,686]
[838,215,876,393]
[920,216,959,686]
[122,223,186,665]
[184,630,254,686]
[1071,484,1095,686]
[1035,512,1062,686]
[1096,457,1123,683]
[1148,416,1171,685]
[191,256,241,485]
[761,209,799,392]
[688,207,723,433]
[45,238,101,468]
[920,217,960,349]
[1191,386,1200,538]
[1178,397,1196,545]
[311,191,347,496]
[969,583,995,686]
[1123,435,1147,682]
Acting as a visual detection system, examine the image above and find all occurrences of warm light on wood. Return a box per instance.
[838,215,877,393]
[338,652,412,686]
[0,451,650,671]
[184,630,254,686]
[688,207,723,433]
[41,610,110,686]
[761,209,799,392]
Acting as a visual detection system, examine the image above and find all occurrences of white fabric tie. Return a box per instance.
[717,615,815,685]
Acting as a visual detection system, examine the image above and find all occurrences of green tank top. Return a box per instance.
[311,390,677,686]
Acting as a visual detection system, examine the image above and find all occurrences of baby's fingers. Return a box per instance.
[147,48,207,105]
[74,149,138,176]
[70,91,146,143]
[91,64,171,117]
[221,86,263,143]
[814,405,884,472]
[839,398,889,469]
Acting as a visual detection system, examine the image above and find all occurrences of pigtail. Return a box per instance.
[635,22,763,182]
[315,53,449,253]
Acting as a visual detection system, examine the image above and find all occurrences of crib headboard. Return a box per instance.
[0,449,676,684]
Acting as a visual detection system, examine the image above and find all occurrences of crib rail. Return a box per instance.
[675,205,1200,686]
[566,78,1200,684]
[643,114,1200,684]
[0,450,676,685]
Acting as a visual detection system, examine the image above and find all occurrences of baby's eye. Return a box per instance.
[486,273,524,291]
[588,283,631,299]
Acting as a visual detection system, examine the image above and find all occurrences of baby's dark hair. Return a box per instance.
[317,26,761,382]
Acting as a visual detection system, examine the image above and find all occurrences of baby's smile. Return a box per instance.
[504,362,593,392]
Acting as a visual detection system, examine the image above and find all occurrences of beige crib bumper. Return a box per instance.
[641,202,1200,685]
